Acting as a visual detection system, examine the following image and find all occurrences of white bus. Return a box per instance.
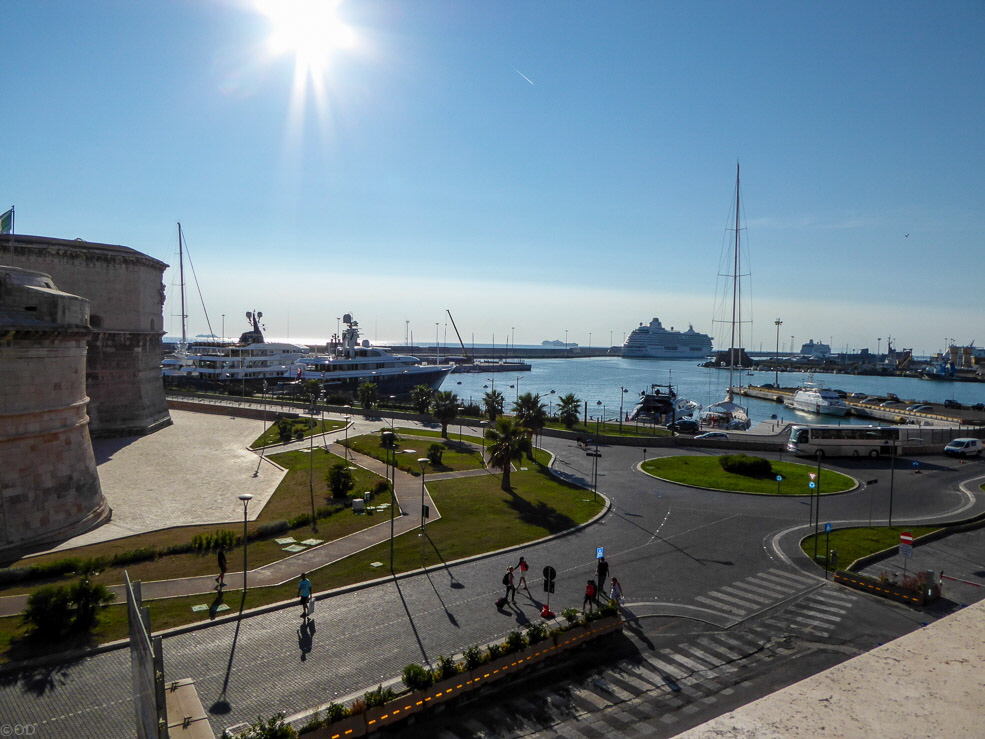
[787,425,900,458]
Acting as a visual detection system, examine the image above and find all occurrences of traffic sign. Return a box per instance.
[809,472,817,481]
[825,523,832,533]
[776,475,783,482]
[596,546,605,560]
[900,531,913,545]
[543,565,556,594]
[899,531,914,558]
[809,481,816,489]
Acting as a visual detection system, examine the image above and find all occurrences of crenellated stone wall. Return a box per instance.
[0,234,171,437]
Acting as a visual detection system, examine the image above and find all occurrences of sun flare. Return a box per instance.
[257,0,355,78]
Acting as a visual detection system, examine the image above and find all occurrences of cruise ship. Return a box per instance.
[621,318,713,359]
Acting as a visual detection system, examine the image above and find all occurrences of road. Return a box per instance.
[1,432,983,737]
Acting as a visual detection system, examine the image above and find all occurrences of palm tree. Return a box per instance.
[513,392,547,459]
[410,385,434,415]
[485,416,529,491]
[431,390,459,438]
[557,393,581,429]
[483,389,505,422]
[358,382,379,409]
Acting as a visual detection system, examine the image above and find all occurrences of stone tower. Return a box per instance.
[0,234,170,437]
[0,267,110,554]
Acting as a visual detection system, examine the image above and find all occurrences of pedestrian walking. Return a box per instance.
[583,579,597,612]
[609,576,624,605]
[516,556,529,590]
[215,547,227,588]
[503,566,517,603]
[595,556,609,594]
[298,572,312,620]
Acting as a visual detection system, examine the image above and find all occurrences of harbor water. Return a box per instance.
[444,357,983,427]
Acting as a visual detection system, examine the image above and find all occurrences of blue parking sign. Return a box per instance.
[596,546,604,560]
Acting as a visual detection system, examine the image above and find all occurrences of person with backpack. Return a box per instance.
[503,566,517,603]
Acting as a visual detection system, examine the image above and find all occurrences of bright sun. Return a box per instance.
[257,0,355,78]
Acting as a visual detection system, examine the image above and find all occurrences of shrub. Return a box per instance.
[22,584,73,638]
[427,443,444,465]
[70,576,115,631]
[324,702,348,723]
[561,608,580,625]
[288,513,312,529]
[327,462,355,498]
[235,712,297,738]
[463,644,484,670]
[401,663,434,691]
[372,479,390,496]
[435,654,458,680]
[364,684,395,708]
[718,454,773,477]
[525,623,548,645]
[503,630,528,654]
[348,699,367,715]
[255,521,290,539]
[599,599,619,617]
[487,643,502,660]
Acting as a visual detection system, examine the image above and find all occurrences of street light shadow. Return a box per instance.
[424,570,460,628]
[208,590,248,716]
[422,531,466,589]
[393,579,431,665]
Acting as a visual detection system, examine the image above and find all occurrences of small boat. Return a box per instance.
[295,314,453,398]
[788,378,849,417]
[628,383,700,424]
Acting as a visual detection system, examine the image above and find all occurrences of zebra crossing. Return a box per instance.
[430,572,859,739]
[691,567,821,625]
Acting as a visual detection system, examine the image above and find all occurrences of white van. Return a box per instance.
[944,438,983,457]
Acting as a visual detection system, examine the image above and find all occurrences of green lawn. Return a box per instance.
[250,417,347,449]
[801,526,940,572]
[345,430,486,474]
[0,442,598,663]
[642,455,855,495]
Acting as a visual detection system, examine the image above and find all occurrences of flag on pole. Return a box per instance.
[0,207,12,234]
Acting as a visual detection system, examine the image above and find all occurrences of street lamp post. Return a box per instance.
[458,407,464,442]
[774,318,782,387]
[238,493,253,590]
[619,387,626,433]
[515,376,521,403]
[343,405,352,462]
[480,420,488,463]
[383,431,396,572]
[309,395,317,531]
[418,458,429,567]
[812,451,822,563]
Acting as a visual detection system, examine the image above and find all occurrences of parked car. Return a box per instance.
[973,403,985,411]
[863,397,882,404]
[848,392,867,399]
[906,404,933,412]
[944,438,983,457]
[879,400,900,407]
[944,399,963,409]
[695,432,729,440]
[668,419,700,434]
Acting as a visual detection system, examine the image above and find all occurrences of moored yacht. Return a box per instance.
[295,314,453,398]
[789,380,848,417]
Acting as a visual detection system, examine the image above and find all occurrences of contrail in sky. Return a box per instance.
[511,66,534,85]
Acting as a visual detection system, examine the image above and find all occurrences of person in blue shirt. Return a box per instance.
[298,573,313,620]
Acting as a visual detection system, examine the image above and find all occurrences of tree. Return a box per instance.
[485,416,529,491]
[410,385,434,415]
[483,389,505,422]
[431,390,459,438]
[513,392,547,459]
[557,393,581,429]
[327,462,354,498]
[358,381,379,409]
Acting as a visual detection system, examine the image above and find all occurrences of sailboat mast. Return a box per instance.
[729,163,741,390]
[177,222,187,345]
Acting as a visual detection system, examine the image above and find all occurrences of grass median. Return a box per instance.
[642,455,856,495]
[801,526,940,572]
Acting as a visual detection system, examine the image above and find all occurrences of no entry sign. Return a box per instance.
[899,531,914,558]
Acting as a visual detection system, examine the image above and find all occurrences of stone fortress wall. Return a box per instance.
[0,234,171,437]
[0,267,110,554]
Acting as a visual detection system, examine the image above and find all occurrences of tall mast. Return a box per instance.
[177,222,187,345]
[728,162,741,393]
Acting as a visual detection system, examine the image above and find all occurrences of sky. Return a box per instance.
[3,1,983,357]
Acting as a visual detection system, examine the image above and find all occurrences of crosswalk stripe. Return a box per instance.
[793,607,842,623]
[702,590,757,608]
[610,668,659,694]
[766,568,816,586]
[695,636,747,662]
[659,649,718,678]
[792,616,833,630]
[799,600,849,616]
[720,584,774,603]
[740,578,796,597]
[568,684,612,711]
[755,575,805,594]
[684,644,738,675]
[695,595,748,615]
